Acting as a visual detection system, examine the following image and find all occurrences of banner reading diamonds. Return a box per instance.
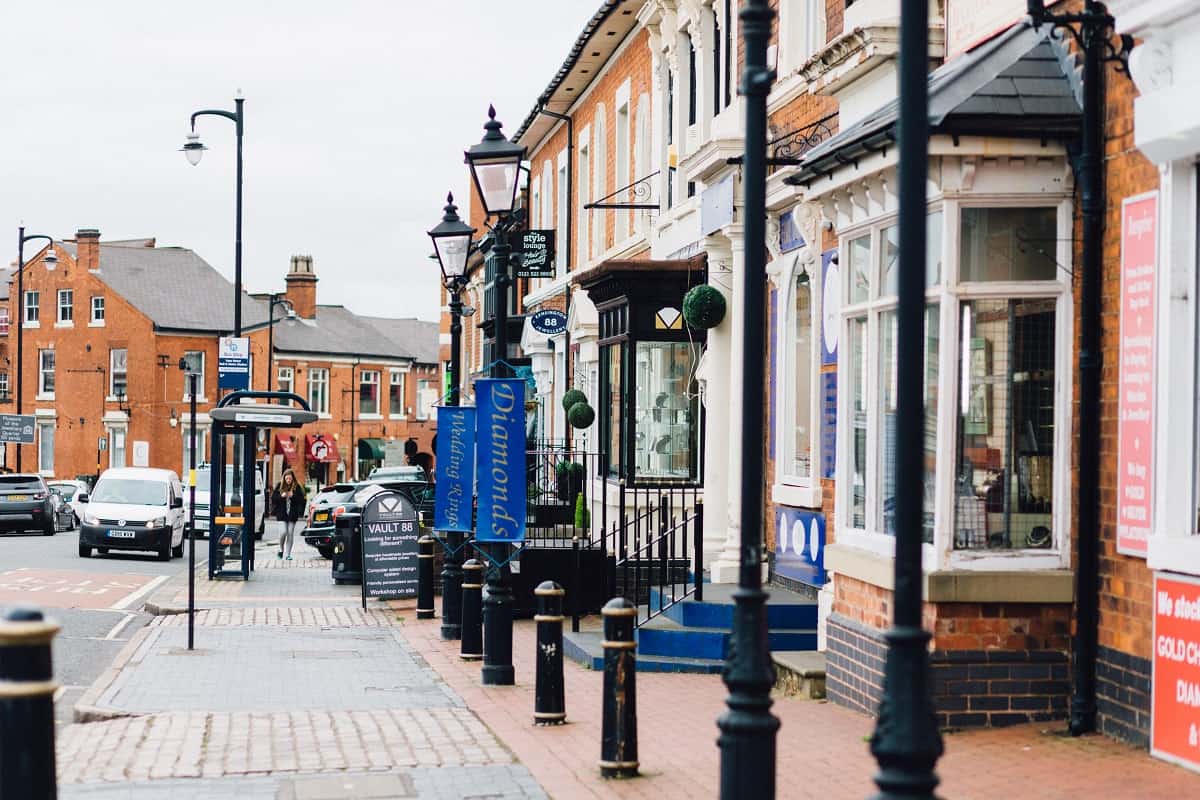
[473,378,526,543]
[434,405,476,533]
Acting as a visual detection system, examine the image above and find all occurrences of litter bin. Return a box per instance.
[331,512,362,585]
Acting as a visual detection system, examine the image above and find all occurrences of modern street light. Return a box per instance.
[428,191,477,641]
[715,2,780,798]
[14,228,56,472]
[181,93,245,337]
[464,106,526,686]
[867,0,944,797]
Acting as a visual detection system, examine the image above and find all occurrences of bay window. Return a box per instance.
[836,201,1069,563]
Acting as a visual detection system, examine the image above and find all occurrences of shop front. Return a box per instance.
[304,433,341,488]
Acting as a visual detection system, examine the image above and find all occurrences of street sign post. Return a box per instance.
[218,337,251,390]
[360,491,421,608]
[0,414,36,444]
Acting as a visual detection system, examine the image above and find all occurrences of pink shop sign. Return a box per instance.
[1117,191,1158,558]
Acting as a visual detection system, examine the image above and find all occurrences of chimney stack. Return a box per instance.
[76,228,100,271]
[285,254,317,319]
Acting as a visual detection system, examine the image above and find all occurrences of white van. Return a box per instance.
[78,467,186,561]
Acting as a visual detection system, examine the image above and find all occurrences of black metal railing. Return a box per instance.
[767,112,838,174]
[612,495,703,627]
[585,170,661,211]
[524,445,608,550]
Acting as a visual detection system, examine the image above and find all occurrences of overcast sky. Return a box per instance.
[0,1,595,322]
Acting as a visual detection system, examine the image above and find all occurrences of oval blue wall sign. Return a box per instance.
[530,309,568,335]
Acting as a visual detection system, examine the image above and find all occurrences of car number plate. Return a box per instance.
[194,519,209,530]
[7,495,25,501]
[315,512,329,522]
[108,530,136,538]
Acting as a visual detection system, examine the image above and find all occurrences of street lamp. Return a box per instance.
[265,295,295,490]
[464,106,526,686]
[716,2,780,798]
[14,228,56,472]
[428,192,477,641]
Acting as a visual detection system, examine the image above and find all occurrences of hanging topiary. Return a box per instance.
[682,284,726,329]
[567,401,596,429]
[561,388,588,413]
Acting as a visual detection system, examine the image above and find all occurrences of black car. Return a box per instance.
[302,483,358,558]
[359,477,435,525]
[0,474,58,536]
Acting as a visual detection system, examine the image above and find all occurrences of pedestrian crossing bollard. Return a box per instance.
[417,535,436,620]
[599,597,638,779]
[534,581,566,725]
[0,607,60,800]
[460,559,484,661]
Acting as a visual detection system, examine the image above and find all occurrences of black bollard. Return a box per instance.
[417,535,436,620]
[460,559,484,661]
[534,581,566,725]
[599,597,638,779]
[440,531,465,640]
[0,607,60,800]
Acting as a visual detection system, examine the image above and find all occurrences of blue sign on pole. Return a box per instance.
[217,336,250,390]
[434,406,476,533]
[473,378,526,544]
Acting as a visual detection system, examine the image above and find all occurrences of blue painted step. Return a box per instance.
[649,584,818,630]
[636,616,817,660]
[562,630,725,673]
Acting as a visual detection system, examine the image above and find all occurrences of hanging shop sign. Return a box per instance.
[1152,572,1200,774]
[511,229,556,279]
[821,249,840,365]
[779,209,807,253]
[1116,191,1158,558]
[360,491,420,605]
[473,378,526,543]
[434,406,476,533]
[217,336,251,390]
[530,309,568,336]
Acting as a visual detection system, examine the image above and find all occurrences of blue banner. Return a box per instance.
[473,378,526,543]
[433,406,476,532]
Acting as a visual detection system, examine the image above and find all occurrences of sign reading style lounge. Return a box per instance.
[473,378,526,543]
[512,229,556,279]
[434,405,477,532]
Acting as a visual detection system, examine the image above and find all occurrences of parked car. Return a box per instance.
[360,474,435,525]
[78,467,186,560]
[184,464,266,539]
[48,479,90,529]
[302,483,358,559]
[0,474,58,536]
[367,465,428,481]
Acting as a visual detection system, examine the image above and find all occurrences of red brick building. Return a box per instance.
[7,233,437,491]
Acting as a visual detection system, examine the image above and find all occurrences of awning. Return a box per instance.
[275,435,300,466]
[358,438,385,460]
[305,434,341,463]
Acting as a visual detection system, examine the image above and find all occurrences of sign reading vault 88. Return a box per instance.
[774,507,826,587]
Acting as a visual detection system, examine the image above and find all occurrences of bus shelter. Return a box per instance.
[207,391,317,579]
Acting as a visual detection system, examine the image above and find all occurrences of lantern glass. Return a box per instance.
[434,233,472,278]
[181,133,206,166]
[470,157,521,216]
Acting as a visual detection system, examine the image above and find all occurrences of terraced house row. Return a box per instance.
[444,0,1200,773]
[6,232,439,492]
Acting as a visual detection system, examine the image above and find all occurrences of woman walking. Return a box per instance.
[271,469,306,560]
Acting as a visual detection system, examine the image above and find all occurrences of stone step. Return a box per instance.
[772,650,826,700]
[650,583,818,630]
[636,615,817,660]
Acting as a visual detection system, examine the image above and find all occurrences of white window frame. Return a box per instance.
[834,196,1074,573]
[37,349,55,399]
[107,426,127,469]
[56,289,73,326]
[359,369,382,418]
[37,418,55,477]
[594,105,608,258]
[308,367,330,417]
[182,351,205,401]
[771,250,822,509]
[616,80,632,242]
[634,94,653,238]
[181,425,209,475]
[578,127,592,268]
[0,372,9,401]
[24,291,39,327]
[779,0,826,75]
[277,366,294,395]
[556,150,569,276]
[416,378,435,421]
[109,348,128,400]
[388,369,406,418]
[90,295,105,326]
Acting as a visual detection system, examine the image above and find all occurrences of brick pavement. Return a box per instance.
[399,614,1200,800]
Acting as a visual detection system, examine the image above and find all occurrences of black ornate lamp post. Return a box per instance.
[716,2,780,798]
[13,229,56,472]
[867,1,944,798]
[464,105,526,686]
[428,192,477,641]
[266,295,295,395]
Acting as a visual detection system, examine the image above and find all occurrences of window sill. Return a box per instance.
[36,394,55,402]
[824,543,1075,602]
[317,413,332,420]
[388,413,408,421]
[181,397,209,404]
[54,321,74,329]
[771,482,821,509]
[23,322,40,329]
[359,413,383,420]
[1148,535,1200,578]
[88,320,105,328]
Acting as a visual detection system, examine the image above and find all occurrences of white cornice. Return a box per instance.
[800,24,945,98]
[680,136,744,184]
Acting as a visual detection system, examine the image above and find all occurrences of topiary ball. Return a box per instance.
[561,388,588,413]
[682,284,726,329]
[567,401,596,429]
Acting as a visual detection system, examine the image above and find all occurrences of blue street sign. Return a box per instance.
[473,378,526,544]
[434,406,476,533]
[217,336,250,390]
